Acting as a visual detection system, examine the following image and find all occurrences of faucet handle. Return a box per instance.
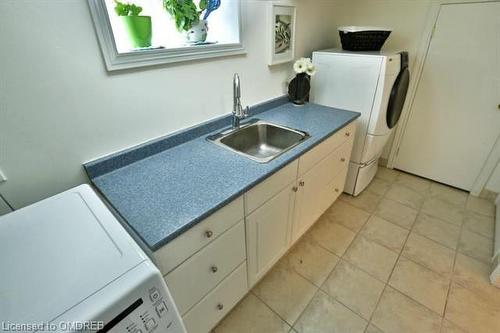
[244,106,249,117]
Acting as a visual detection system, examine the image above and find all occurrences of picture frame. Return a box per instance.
[267,2,296,66]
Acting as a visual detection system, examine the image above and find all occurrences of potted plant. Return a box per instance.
[288,58,316,105]
[162,0,221,44]
[114,0,152,48]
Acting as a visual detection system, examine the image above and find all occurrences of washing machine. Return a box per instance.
[311,49,410,196]
[0,185,186,333]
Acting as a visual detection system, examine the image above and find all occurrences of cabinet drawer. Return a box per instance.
[246,160,298,214]
[154,196,244,275]
[320,164,350,214]
[165,221,246,315]
[321,139,353,186]
[298,122,355,176]
[182,262,248,333]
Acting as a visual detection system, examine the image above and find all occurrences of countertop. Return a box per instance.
[87,101,360,250]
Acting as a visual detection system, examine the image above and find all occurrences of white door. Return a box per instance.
[395,2,500,190]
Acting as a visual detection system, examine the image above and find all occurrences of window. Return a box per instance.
[88,0,244,71]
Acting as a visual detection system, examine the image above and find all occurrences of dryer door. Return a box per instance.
[386,67,410,129]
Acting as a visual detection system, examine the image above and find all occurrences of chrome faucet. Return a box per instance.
[232,73,248,129]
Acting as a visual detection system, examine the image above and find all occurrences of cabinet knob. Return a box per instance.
[210,265,218,273]
[340,157,346,162]
[217,303,224,310]
[292,186,298,192]
[299,181,305,187]
[334,188,339,193]
[345,132,350,137]
[205,230,213,238]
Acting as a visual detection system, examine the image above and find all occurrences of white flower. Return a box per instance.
[306,63,316,76]
[293,58,308,74]
[293,57,316,76]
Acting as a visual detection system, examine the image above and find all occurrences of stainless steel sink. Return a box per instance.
[208,120,309,163]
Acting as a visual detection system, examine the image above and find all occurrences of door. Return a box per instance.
[246,183,295,287]
[395,2,500,190]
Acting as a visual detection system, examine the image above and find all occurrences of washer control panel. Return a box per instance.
[102,284,185,333]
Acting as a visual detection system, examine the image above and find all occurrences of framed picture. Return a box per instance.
[268,2,296,66]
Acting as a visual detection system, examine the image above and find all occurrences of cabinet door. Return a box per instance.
[292,162,328,242]
[246,183,296,287]
[292,140,353,242]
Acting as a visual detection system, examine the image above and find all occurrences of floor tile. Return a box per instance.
[324,200,370,232]
[453,253,500,307]
[458,230,493,264]
[374,198,418,229]
[215,293,291,333]
[395,172,431,194]
[294,290,367,333]
[252,261,317,325]
[344,236,399,282]
[421,198,465,226]
[402,233,455,276]
[445,282,500,333]
[463,211,495,239]
[371,287,441,333]
[321,260,385,320]
[413,213,461,249]
[440,320,468,333]
[465,196,495,217]
[365,324,385,333]
[385,184,424,210]
[389,258,450,315]
[428,182,468,208]
[375,167,400,183]
[284,233,340,287]
[360,215,409,252]
[340,191,382,213]
[366,178,391,196]
[308,216,356,256]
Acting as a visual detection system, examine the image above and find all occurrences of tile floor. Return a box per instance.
[214,167,499,333]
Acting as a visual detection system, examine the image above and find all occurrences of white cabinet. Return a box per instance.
[156,122,356,333]
[292,136,354,242]
[165,221,246,314]
[246,183,296,287]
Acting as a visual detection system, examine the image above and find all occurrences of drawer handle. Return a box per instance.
[210,265,218,273]
[205,230,213,238]
[340,157,346,162]
[292,186,298,192]
[299,180,305,187]
[217,303,224,311]
[334,188,339,193]
[345,132,350,137]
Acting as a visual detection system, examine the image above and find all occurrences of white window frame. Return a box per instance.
[87,0,245,71]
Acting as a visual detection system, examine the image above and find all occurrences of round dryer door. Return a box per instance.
[386,67,410,129]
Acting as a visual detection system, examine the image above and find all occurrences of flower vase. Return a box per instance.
[288,73,311,106]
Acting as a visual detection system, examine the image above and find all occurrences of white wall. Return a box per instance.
[328,0,432,159]
[0,0,337,208]
[486,163,500,193]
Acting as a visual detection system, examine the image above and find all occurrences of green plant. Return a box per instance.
[162,0,207,32]
[114,0,143,16]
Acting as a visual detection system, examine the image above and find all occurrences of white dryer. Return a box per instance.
[311,49,409,196]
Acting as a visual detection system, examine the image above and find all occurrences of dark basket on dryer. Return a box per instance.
[339,26,392,51]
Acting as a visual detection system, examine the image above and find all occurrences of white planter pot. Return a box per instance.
[187,20,208,44]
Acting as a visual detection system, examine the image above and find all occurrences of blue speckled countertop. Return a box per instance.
[88,101,359,250]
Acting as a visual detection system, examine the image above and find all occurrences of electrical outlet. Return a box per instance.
[0,168,6,183]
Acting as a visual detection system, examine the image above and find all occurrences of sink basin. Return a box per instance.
[208,120,309,163]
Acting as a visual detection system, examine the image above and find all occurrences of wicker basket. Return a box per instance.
[338,26,391,51]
